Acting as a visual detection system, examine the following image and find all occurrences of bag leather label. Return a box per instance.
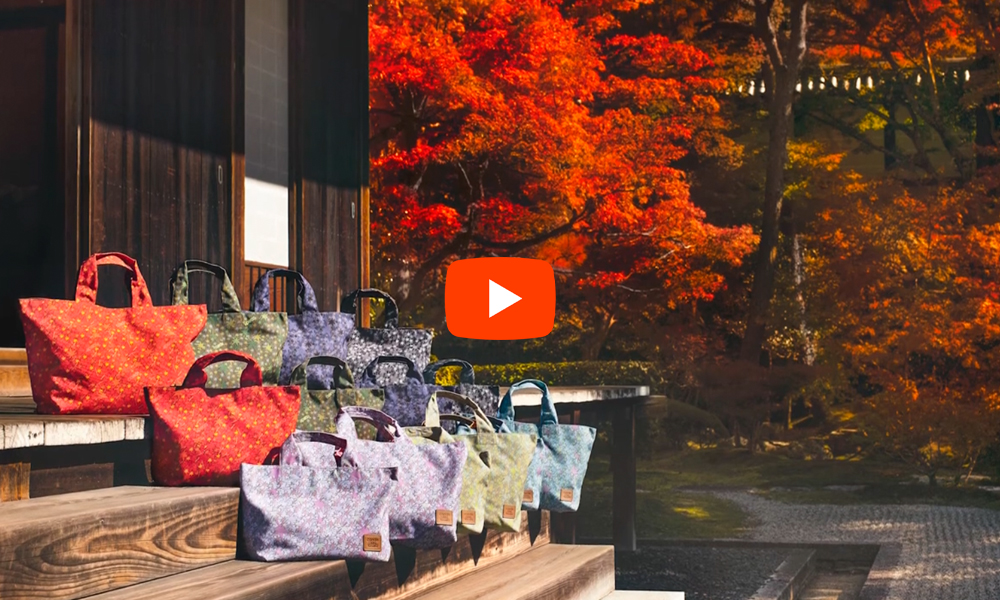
[502,504,517,519]
[523,489,534,503]
[560,488,574,502]
[363,534,382,552]
[435,509,454,526]
[460,509,477,524]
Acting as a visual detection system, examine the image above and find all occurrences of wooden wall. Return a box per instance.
[79,0,243,309]
[289,0,368,313]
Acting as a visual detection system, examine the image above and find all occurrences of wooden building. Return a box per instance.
[0,0,369,347]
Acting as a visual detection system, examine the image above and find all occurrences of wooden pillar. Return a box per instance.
[612,402,637,550]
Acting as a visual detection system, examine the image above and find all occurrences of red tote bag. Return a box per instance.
[19,252,208,415]
[146,351,301,486]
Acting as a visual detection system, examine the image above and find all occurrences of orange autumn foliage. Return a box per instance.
[369,0,755,318]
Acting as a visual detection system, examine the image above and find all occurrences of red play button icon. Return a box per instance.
[445,258,555,340]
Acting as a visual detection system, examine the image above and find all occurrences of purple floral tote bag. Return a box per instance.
[332,406,465,548]
[240,431,397,562]
[422,359,500,418]
[340,289,433,385]
[252,269,354,386]
[356,356,437,427]
[496,380,596,513]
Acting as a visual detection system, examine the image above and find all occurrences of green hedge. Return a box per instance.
[429,360,664,390]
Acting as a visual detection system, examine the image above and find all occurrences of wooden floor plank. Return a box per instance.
[410,544,615,600]
[86,511,551,600]
[0,486,238,600]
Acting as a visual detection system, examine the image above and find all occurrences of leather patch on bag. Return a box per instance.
[363,534,382,553]
[560,488,574,502]
[435,509,454,526]
[522,489,534,503]
[502,504,517,520]
[460,509,477,525]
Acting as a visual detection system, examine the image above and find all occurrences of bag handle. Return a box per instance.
[335,406,405,443]
[169,260,242,313]
[251,268,319,313]
[181,350,263,388]
[75,252,154,307]
[422,359,475,385]
[340,288,399,328]
[499,379,559,426]
[426,391,498,444]
[290,356,355,389]
[279,431,346,467]
[358,356,423,387]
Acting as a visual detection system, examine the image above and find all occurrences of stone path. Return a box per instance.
[713,491,1000,600]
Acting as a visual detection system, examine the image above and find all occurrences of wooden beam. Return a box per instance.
[230,0,246,308]
[612,402,637,551]
[0,486,238,600]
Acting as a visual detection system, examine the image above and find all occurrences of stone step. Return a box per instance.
[410,543,615,600]
[0,485,238,600]
[83,509,551,600]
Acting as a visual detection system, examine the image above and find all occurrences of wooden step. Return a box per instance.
[0,365,31,397]
[410,543,615,600]
[85,511,551,600]
[602,592,685,599]
[0,347,27,365]
[0,485,238,600]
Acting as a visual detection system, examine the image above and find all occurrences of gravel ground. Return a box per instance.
[615,545,789,600]
[712,490,1000,600]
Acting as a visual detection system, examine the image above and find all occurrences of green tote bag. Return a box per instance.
[291,356,385,439]
[421,390,537,532]
[170,260,288,388]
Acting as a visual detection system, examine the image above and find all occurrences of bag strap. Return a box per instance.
[181,350,263,388]
[358,356,423,387]
[422,359,475,385]
[426,390,498,444]
[75,252,154,307]
[335,406,405,443]
[340,288,399,328]
[290,356,355,389]
[169,260,242,313]
[498,379,558,425]
[279,431,346,466]
[251,268,319,313]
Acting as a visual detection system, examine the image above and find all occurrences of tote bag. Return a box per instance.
[145,351,300,486]
[291,356,385,438]
[341,289,432,384]
[170,260,288,388]
[331,406,466,548]
[422,359,500,418]
[356,356,436,427]
[251,269,354,385]
[496,379,596,512]
[241,431,396,562]
[20,252,207,414]
[420,390,537,532]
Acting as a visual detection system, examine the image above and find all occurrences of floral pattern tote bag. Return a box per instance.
[291,356,385,438]
[356,356,437,427]
[340,288,433,385]
[251,269,354,385]
[20,252,207,414]
[496,379,597,512]
[145,351,300,486]
[424,390,537,532]
[170,260,288,388]
[330,406,466,548]
[422,359,500,418]
[241,431,397,562]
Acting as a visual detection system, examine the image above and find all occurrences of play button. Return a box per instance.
[489,279,521,318]
[445,257,555,339]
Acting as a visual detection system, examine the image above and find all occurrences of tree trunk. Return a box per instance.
[581,308,616,361]
[883,100,898,171]
[791,231,814,365]
[741,0,809,364]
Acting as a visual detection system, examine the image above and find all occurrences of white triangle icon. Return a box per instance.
[489,279,521,318]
